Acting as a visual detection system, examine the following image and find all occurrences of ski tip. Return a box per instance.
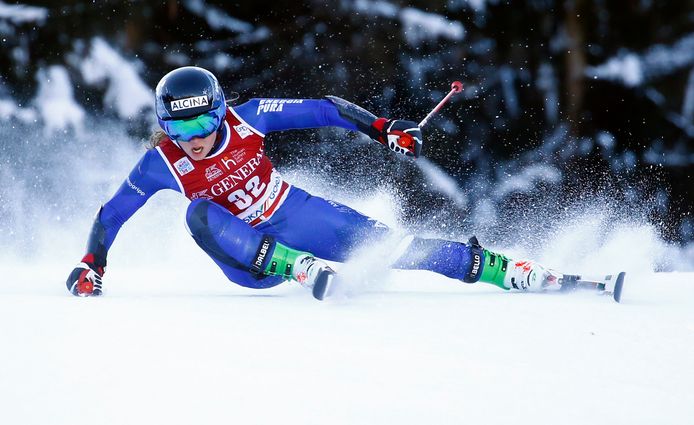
[613,272,626,303]
[312,270,336,301]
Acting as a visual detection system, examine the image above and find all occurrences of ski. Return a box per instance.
[312,269,337,300]
[558,272,626,302]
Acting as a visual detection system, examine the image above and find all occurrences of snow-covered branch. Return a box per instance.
[77,38,152,119]
[0,1,47,26]
[347,0,465,46]
[587,33,694,87]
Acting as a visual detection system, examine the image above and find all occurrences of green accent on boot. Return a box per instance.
[264,242,309,278]
[478,249,511,290]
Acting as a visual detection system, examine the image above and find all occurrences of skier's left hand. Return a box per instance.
[370,118,423,158]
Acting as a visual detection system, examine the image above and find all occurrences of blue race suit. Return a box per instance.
[90,98,476,288]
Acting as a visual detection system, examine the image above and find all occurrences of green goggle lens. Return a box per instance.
[163,112,221,142]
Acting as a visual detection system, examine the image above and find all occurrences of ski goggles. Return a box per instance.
[159,107,224,142]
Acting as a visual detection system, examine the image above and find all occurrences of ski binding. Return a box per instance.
[558,272,626,302]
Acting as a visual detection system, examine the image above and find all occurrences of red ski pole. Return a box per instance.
[418,81,463,128]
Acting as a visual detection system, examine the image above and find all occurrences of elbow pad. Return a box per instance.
[325,95,378,136]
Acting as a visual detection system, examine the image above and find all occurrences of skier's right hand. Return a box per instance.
[66,254,105,296]
[369,118,423,158]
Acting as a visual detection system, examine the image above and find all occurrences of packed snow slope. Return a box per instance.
[1,184,693,425]
[1,121,692,424]
[0,266,692,424]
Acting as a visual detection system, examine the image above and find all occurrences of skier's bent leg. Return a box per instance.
[185,199,333,289]
[391,236,557,291]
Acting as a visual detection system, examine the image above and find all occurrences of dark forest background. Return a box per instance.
[1,0,693,244]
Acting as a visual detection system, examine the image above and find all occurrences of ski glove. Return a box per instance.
[66,253,105,296]
[369,118,423,158]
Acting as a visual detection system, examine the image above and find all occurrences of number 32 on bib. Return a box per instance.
[227,175,266,209]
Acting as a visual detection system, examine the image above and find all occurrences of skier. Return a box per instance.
[66,66,557,299]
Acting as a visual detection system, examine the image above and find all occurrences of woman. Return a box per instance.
[66,66,555,300]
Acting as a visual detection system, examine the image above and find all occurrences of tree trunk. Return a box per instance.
[564,0,587,135]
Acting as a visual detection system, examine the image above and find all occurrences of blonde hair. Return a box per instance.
[147,129,168,149]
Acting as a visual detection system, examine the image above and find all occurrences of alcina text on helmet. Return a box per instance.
[170,95,209,111]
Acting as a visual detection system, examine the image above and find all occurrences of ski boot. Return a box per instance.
[262,240,336,300]
[467,236,560,291]
[292,255,337,300]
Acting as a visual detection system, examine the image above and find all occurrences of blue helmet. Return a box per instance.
[155,66,227,141]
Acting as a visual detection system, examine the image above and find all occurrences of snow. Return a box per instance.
[400,8,465,46]
[34,65,85,134]
[0,255,692,425]
[537,62,559,123]
[416,157,468,209]
[404,53,449,86]
[495,164,562,199]
[352,0,399,18]
[348,0,465,46]
[0,98,36,123]
[1,115,693,424]
[596,130,615,151]
[448,0,498,13]
[78,37,153,119]
[587,33,694,86]
[0,1,47,25]
[183,0,270,44]
[211,52,244,73]
[682,67,694,122]
[587,52,644,87]
[184,0,254,33]
[643,139,694,167]
[499,65,519,118]
[2,21,693,420]
[234,26,272,45]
